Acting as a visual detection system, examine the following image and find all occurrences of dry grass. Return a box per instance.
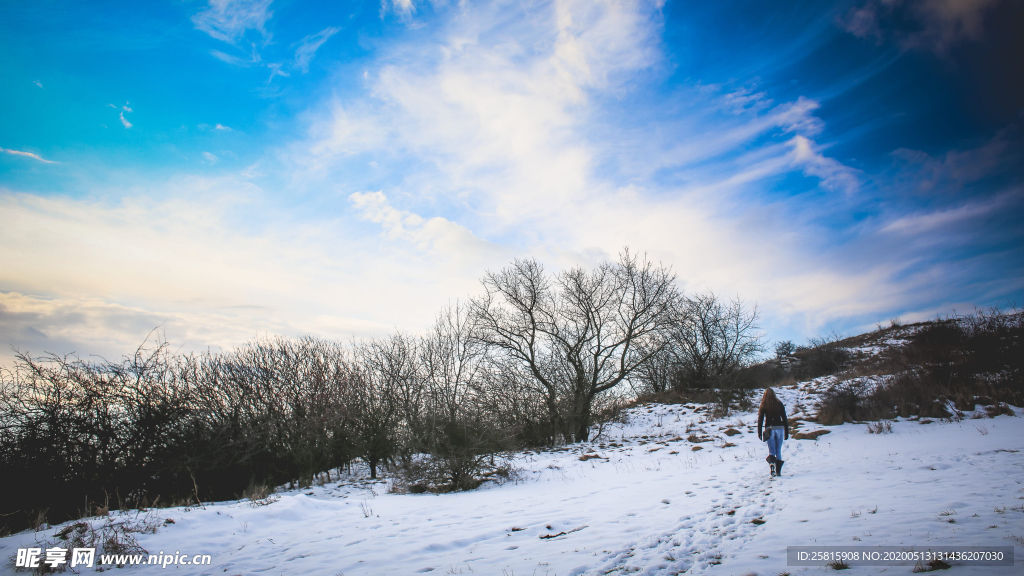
[19,512,164,574]
[792,430,830,440]
[913,559,952,572]
[866,420,893,434]
[29,509,49,531]
[242,482,272,502]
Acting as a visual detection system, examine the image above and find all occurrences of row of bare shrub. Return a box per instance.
[0,309,541,529]
[0,336,359,535]
[0,250,774,533]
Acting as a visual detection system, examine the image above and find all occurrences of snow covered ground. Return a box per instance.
[3,384,1022,576]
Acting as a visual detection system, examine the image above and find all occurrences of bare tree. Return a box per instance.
[360,332,423,445]
[669,291,764,390]
[353,337,416,478]
[774,340,796,359]
[471,249,678,442]
[416,303,515,489]
[422,303,485,423]
[630,343,676,396]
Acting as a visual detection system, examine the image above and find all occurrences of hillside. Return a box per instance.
[3,396,1022,574]
[2,315,1022,575]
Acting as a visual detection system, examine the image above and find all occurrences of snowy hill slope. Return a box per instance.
[3,380,1022,576]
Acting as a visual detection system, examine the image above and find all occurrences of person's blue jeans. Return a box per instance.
[766,428,784,459]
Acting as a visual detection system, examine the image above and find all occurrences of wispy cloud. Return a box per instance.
[202,151,219,163]
[198,123,233,131]
[266,62,290,82]
[0,148,57,164]
[890,128,1020,194]
[880,189,1022,236]
[32,80,42,88]
[383,0,416,18]
[192,0,274,44]
[293,27,340,73]
[196,1,292,81]
[210,48,257,66]
[841,0,1002,55]
[789,135,861,194]
[110,102,133,128]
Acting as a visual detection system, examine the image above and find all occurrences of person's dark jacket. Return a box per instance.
[757,408,789,441]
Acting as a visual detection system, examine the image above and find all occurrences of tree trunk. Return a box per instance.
[575,421,590,443]
[574,398,592,443]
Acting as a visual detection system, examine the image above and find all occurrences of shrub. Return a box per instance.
[816,382,865,425]
[795,333,851,380]
[774,340,796,359]
[811,308,1022,425]
[392,415,515,493]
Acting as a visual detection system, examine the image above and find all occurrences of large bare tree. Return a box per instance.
[669,291,764,390]
[471,249,678,442]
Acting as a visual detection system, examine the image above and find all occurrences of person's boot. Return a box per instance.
[776,460,784,476]
[766,455,776,476]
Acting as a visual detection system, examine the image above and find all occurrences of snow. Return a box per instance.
[3,388,1022,576]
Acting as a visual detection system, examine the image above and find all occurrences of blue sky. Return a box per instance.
[1,0,1022,364]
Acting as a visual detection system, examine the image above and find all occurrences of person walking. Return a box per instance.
[757,387,789,477]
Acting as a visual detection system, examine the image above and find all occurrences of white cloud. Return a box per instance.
[0,186,486,366]
[383,0,416,17]
[294,27,341,73]
[32,80,42,88]
[199,123,234,131]
[304,0,662,222]
[202,151,219,163]
[349,191,502,263]
[0,148,57,164]
[119,111,132,129]
[788,135,860,194]
[192,0,274,44]
[291,0,893,336]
